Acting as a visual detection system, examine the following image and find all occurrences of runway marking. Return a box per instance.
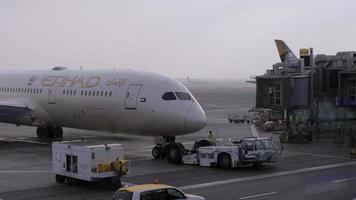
[238,192,277,199]
[333,177,356,183]
[284,151,352,160]
[0,170,51,173]
[179,161,356,190]
[1,137,48,145]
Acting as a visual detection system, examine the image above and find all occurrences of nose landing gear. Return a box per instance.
[152,136,186,164]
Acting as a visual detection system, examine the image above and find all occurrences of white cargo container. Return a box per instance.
[52,140,126,189]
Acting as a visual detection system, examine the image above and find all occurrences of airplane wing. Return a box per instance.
[0,99,33,119]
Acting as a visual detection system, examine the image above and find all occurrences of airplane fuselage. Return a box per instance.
[0,69,206,136]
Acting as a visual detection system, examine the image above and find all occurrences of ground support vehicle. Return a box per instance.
[228,113,251,124]
[52,140,128,189]
[182,137,281,169]
[113,184,204,200]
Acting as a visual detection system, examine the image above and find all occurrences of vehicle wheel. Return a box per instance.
[165,143,184,164]
[218,154,232,169]
[55,174,66,183]
[36,127,46,138]
[253,162,263,169]
[66,177,78,185]
[152,147,162,159]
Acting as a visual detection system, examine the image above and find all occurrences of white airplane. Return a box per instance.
[0,67,206,163]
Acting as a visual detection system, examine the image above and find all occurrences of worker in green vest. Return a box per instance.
[207,130,214,141]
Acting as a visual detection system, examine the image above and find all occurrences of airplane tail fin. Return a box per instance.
[274,39,299,64]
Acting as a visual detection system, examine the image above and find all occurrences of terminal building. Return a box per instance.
[255,40,356,144]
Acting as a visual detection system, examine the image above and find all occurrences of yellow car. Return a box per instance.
[113,184,204,200]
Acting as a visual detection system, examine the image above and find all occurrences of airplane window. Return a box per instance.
[40,89,42,94]
[175,92,192,100]
[92,91,95,96]
[70,90,73,95]
[81,90,83,96]
[88,91,92,96]
[74,90,76,95]
[63,90,65,95]
[105,91,108,97]
[85,91,88,96]
[109,91,112,97]
[100,91,103,96]
[162,92,177,100]
[96,91,100,96]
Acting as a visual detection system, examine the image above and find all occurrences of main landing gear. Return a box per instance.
[152,136,186,164]
[36,127,63,139]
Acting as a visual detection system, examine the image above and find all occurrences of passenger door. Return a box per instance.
[125,84,141,110]
[48,88,56,104]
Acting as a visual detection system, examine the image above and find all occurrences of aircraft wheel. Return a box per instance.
[165,143,184,164]
[152,147,163,159]
[46,127,55,138]
[54,127,63,138]
[36,127,46,138]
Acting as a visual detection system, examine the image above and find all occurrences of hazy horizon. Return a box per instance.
[1,0,356,79]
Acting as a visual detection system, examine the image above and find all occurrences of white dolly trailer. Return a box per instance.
[52,140,127,189]
[182,137,281,169]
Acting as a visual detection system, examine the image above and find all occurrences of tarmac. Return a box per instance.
[1,84,356,200]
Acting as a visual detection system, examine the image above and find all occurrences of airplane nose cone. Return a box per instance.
[185,104,207,133]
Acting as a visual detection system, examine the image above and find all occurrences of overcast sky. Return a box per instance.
[1,0,356,79]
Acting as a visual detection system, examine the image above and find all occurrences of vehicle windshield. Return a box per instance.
[255,139,273,150]
[113,190,133,200]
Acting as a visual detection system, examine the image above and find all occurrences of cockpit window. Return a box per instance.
[162,92,177,100]
[175,92,192,100]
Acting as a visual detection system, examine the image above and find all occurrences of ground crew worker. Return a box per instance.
[207,130,214,141]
